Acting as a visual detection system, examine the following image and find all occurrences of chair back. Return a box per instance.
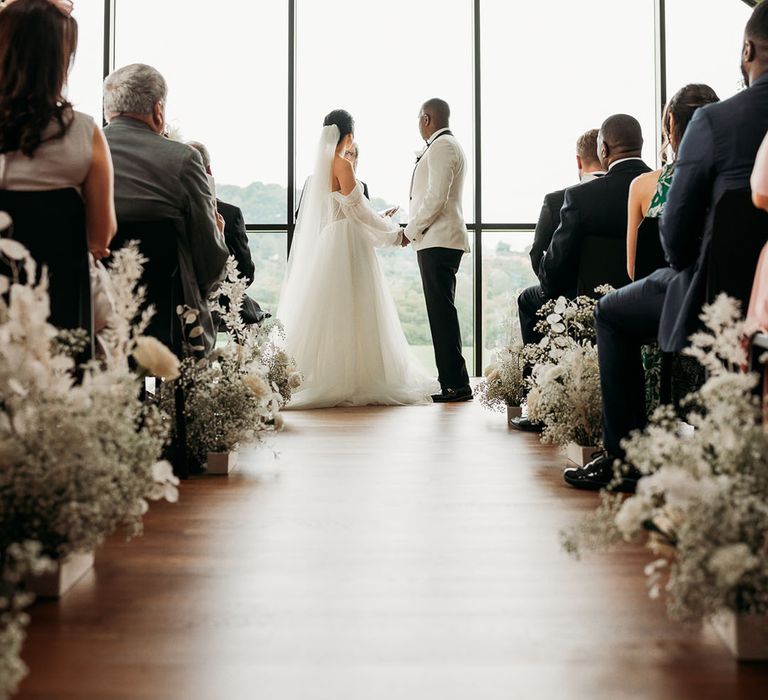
[0,188,92,355]
[634,217,667,280]
[110,220,185,356]
[576,235,631,297]
[706,189,768,307]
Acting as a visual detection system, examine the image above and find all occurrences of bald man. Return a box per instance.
[403,98,471,402]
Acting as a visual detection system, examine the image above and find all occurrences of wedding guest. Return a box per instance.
[0,0,115,257]
[0,0,115,342]
[104,64,228,353]
[517,115,650,347]
[565,3,768,493]
[626,84,719,279]
[187,140,268,326]
[529,128,605,275]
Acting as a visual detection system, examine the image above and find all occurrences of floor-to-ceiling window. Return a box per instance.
[296,0,475,375]
[113,0,289,312]
[67,2,105,123]
[97,0,755,375]
[479,0,657,365]
[666,0,752,103]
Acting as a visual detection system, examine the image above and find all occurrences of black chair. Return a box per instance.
[634,217,667,280]
[576,235,631,297]
[110,220,185,357]
[0,188,93,357]
[110,220,192,478]
[706,189,768,307]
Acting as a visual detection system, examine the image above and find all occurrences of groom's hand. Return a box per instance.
[400,231,410,247]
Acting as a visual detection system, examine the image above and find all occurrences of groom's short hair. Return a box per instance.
[422,98,450,125]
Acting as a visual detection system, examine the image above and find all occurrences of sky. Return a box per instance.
[67,0,752,224]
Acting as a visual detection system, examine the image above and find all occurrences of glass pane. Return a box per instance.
[296,0,474,373]
[376,247,474,376]
[665,0,752,102]
[482,0,657,223]
[114,1,287,223]
[68,3,105,122]
[481,231,538,368]
[247,232,287,315]
[296,0,474,223]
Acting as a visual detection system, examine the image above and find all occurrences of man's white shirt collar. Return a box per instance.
[608,157,643,171]
[580,171,606,183]
[427,127,451,145]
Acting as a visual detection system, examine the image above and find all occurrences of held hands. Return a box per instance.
[400,231,411,247]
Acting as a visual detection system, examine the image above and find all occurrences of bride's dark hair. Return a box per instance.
[323,109,354,145]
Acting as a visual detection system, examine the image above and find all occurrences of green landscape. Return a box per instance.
[217,181,537,371]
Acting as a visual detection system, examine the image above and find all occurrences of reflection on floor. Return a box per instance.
[17,402,768,700]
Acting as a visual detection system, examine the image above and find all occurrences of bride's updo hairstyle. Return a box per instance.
[323,109,354,145]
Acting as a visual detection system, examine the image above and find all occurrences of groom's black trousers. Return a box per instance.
[417,247,470,391]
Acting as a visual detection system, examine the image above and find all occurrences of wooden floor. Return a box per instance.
[17,401,768,700]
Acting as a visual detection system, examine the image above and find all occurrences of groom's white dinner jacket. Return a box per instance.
[404,127,470,253]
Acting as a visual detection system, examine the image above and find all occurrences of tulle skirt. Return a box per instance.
[278,219,438,409]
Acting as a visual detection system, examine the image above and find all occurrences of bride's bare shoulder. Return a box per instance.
[333,155,356,195]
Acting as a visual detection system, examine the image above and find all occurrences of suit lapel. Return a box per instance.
[409,130,453,201]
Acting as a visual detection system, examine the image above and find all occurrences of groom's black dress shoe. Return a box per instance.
[563,453,641,494]
[432,386,473,403]
[509,416,543,433]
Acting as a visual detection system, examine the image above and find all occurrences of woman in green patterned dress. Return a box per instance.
[625,83,719,280]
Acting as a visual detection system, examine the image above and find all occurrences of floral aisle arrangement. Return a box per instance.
[160,258,298,467]
[0,241,179,697]
[561,296,768,651]
[526,342,603,451]
[523,293,607,455]
[476,340,527,416]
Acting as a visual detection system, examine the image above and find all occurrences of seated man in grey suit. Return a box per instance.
[529,128,605,275]
[103,64,228,353]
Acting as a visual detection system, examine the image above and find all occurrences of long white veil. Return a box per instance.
[277,124,339,332]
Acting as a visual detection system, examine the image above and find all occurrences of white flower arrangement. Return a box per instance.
[0,241,179,694]
[561,295,768,625]
[526,341,603,448]
[159,257,294,462]
[476,340,527,411]
[518,291,611,448]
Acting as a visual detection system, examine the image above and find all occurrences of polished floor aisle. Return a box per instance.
[17,402,768,699]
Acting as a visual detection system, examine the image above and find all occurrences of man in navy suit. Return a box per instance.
[564,3,768,493]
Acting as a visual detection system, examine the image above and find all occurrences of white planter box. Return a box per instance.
[26,551,94,599]
[565,443,599,467]
[207,451,239,475]
[506,405,523,423]
[711,611,768,661]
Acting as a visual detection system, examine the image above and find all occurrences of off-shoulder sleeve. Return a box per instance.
[336,183,402,247]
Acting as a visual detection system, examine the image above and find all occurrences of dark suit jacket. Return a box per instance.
[216,199,267,325]
[538,159,651,298]
[658,73,768,351]
[530,189,565,275]
[217,200,255,284]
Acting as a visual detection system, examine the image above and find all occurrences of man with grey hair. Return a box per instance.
[103,63,228,354]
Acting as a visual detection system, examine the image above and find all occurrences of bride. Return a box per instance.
[277,109,438,409]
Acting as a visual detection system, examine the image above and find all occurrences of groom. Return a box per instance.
[402,98,472,402]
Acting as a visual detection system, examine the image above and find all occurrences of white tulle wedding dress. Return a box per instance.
[277,125,438,409]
